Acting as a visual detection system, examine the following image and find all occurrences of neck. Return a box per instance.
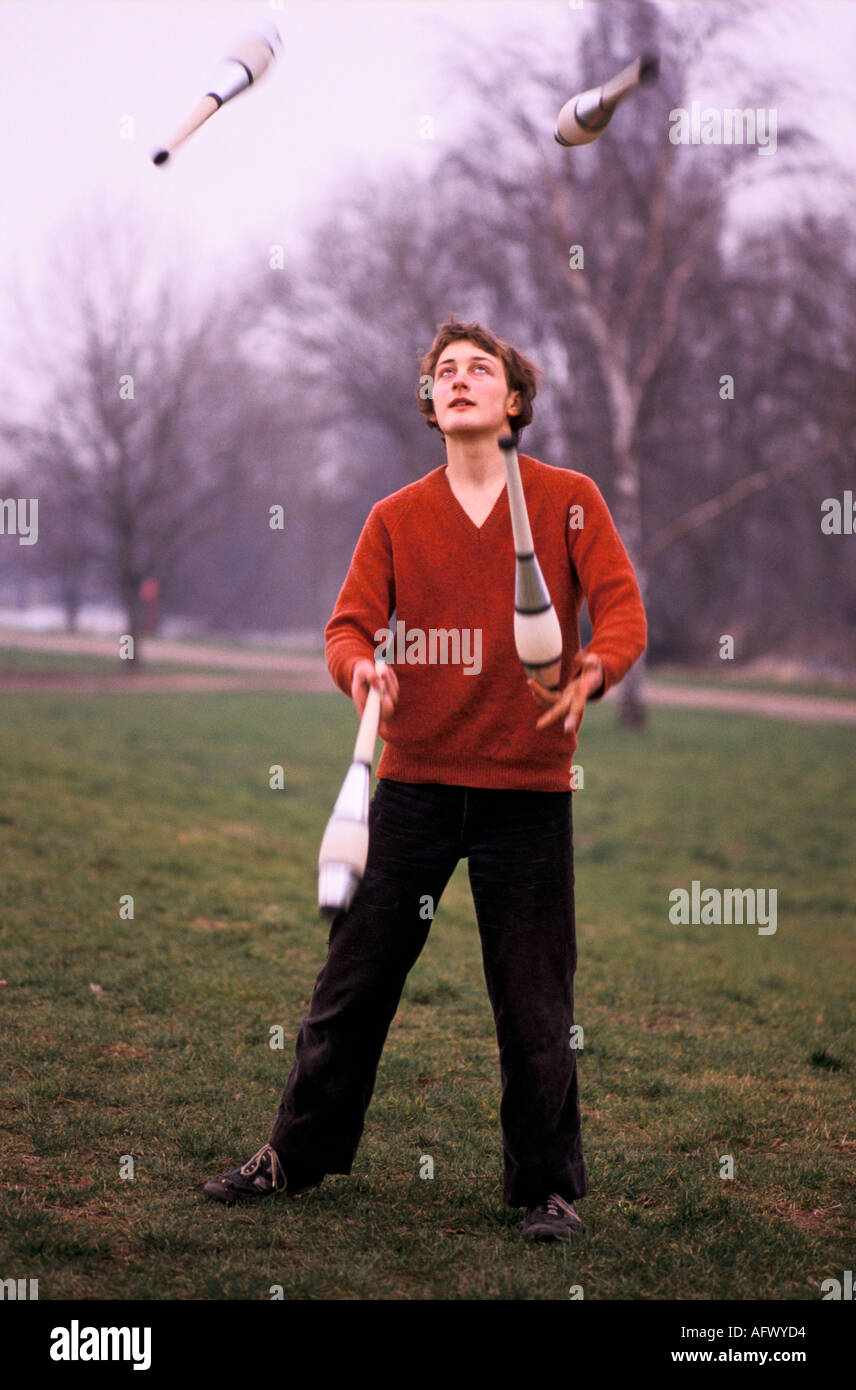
[443,433,510,488]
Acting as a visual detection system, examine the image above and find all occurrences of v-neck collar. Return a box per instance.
[439,463,509,536]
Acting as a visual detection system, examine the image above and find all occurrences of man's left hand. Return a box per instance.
[528,655,604,735]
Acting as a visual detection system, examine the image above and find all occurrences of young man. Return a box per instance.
[204,320,647,1240]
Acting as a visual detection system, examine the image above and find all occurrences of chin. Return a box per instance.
[444,414,486,431]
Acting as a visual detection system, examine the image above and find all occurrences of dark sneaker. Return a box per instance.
[203,1142,320,1205]
[520,1192,583,1240]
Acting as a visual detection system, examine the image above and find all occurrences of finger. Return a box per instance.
[527,678,559,709]
[563,690,586,734]
[375,671,397,718]
[354,669,375,716]
[535,694,572,730]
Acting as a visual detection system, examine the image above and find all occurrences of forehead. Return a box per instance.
[435,340,501,367]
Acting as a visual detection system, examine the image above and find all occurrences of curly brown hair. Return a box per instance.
[416,318,541,436]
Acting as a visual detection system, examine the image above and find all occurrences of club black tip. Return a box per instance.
[152,149,169,165]
[639,53,660,85]
[498,435,517,451]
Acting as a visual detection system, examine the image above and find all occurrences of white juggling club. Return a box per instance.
[151,22,282,165]
[499,434,563,691]
[317,659,385,916]
[555,52,659,147]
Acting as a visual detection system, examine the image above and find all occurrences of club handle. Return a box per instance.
[151,94,220,164]
[602,52,659,108]
[499,437,534,556]
[353,660,385,764]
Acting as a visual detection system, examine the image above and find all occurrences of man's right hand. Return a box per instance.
[350,658,399,719]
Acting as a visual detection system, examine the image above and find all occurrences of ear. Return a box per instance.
[506,389,522,416]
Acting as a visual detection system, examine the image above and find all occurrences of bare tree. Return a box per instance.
[1,204,256,663]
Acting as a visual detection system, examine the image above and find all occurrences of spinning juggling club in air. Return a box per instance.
[151,22,282,165]
[317,659,385,916]
[498,433,563,692]
[555,52,659,147]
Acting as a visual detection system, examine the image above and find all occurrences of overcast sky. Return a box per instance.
[1,0,854,370]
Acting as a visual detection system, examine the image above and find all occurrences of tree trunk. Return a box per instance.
[122,582,143,671]
[566,292,650,729]
[63,587,81,634]
[611,420,648,730]
[617,649,647,728]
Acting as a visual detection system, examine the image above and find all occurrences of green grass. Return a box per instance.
[0,693,853,1300]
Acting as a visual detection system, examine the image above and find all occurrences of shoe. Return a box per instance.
[203,1142,321,1205]
[520,1192,583,1240]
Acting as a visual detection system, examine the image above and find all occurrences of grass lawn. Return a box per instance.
[0,692,853,1300]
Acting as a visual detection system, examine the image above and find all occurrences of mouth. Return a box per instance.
[450,399,475,410]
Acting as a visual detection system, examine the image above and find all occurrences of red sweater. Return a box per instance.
[324,453,647,791]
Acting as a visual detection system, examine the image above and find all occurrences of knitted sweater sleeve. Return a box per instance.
[566,475,647,698]
[324,503,397,698]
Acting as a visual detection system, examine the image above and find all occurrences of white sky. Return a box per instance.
[0,1,854,345]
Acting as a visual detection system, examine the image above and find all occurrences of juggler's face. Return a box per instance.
[429,340,522,440]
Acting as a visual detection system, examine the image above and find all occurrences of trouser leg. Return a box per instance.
[465,787,587,1208]
[270,779,463,1184]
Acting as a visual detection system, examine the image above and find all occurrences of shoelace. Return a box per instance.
[240,1143,285,1190]
[544,1193,575,1218]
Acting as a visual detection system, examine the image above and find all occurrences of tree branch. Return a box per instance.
[642,419,852,563]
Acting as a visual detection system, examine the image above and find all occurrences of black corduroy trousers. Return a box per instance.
[269,777,587,1208]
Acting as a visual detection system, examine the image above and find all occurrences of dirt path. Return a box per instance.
[0,670,331,693]
[0,629,321,672]
[634,683,856,726]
